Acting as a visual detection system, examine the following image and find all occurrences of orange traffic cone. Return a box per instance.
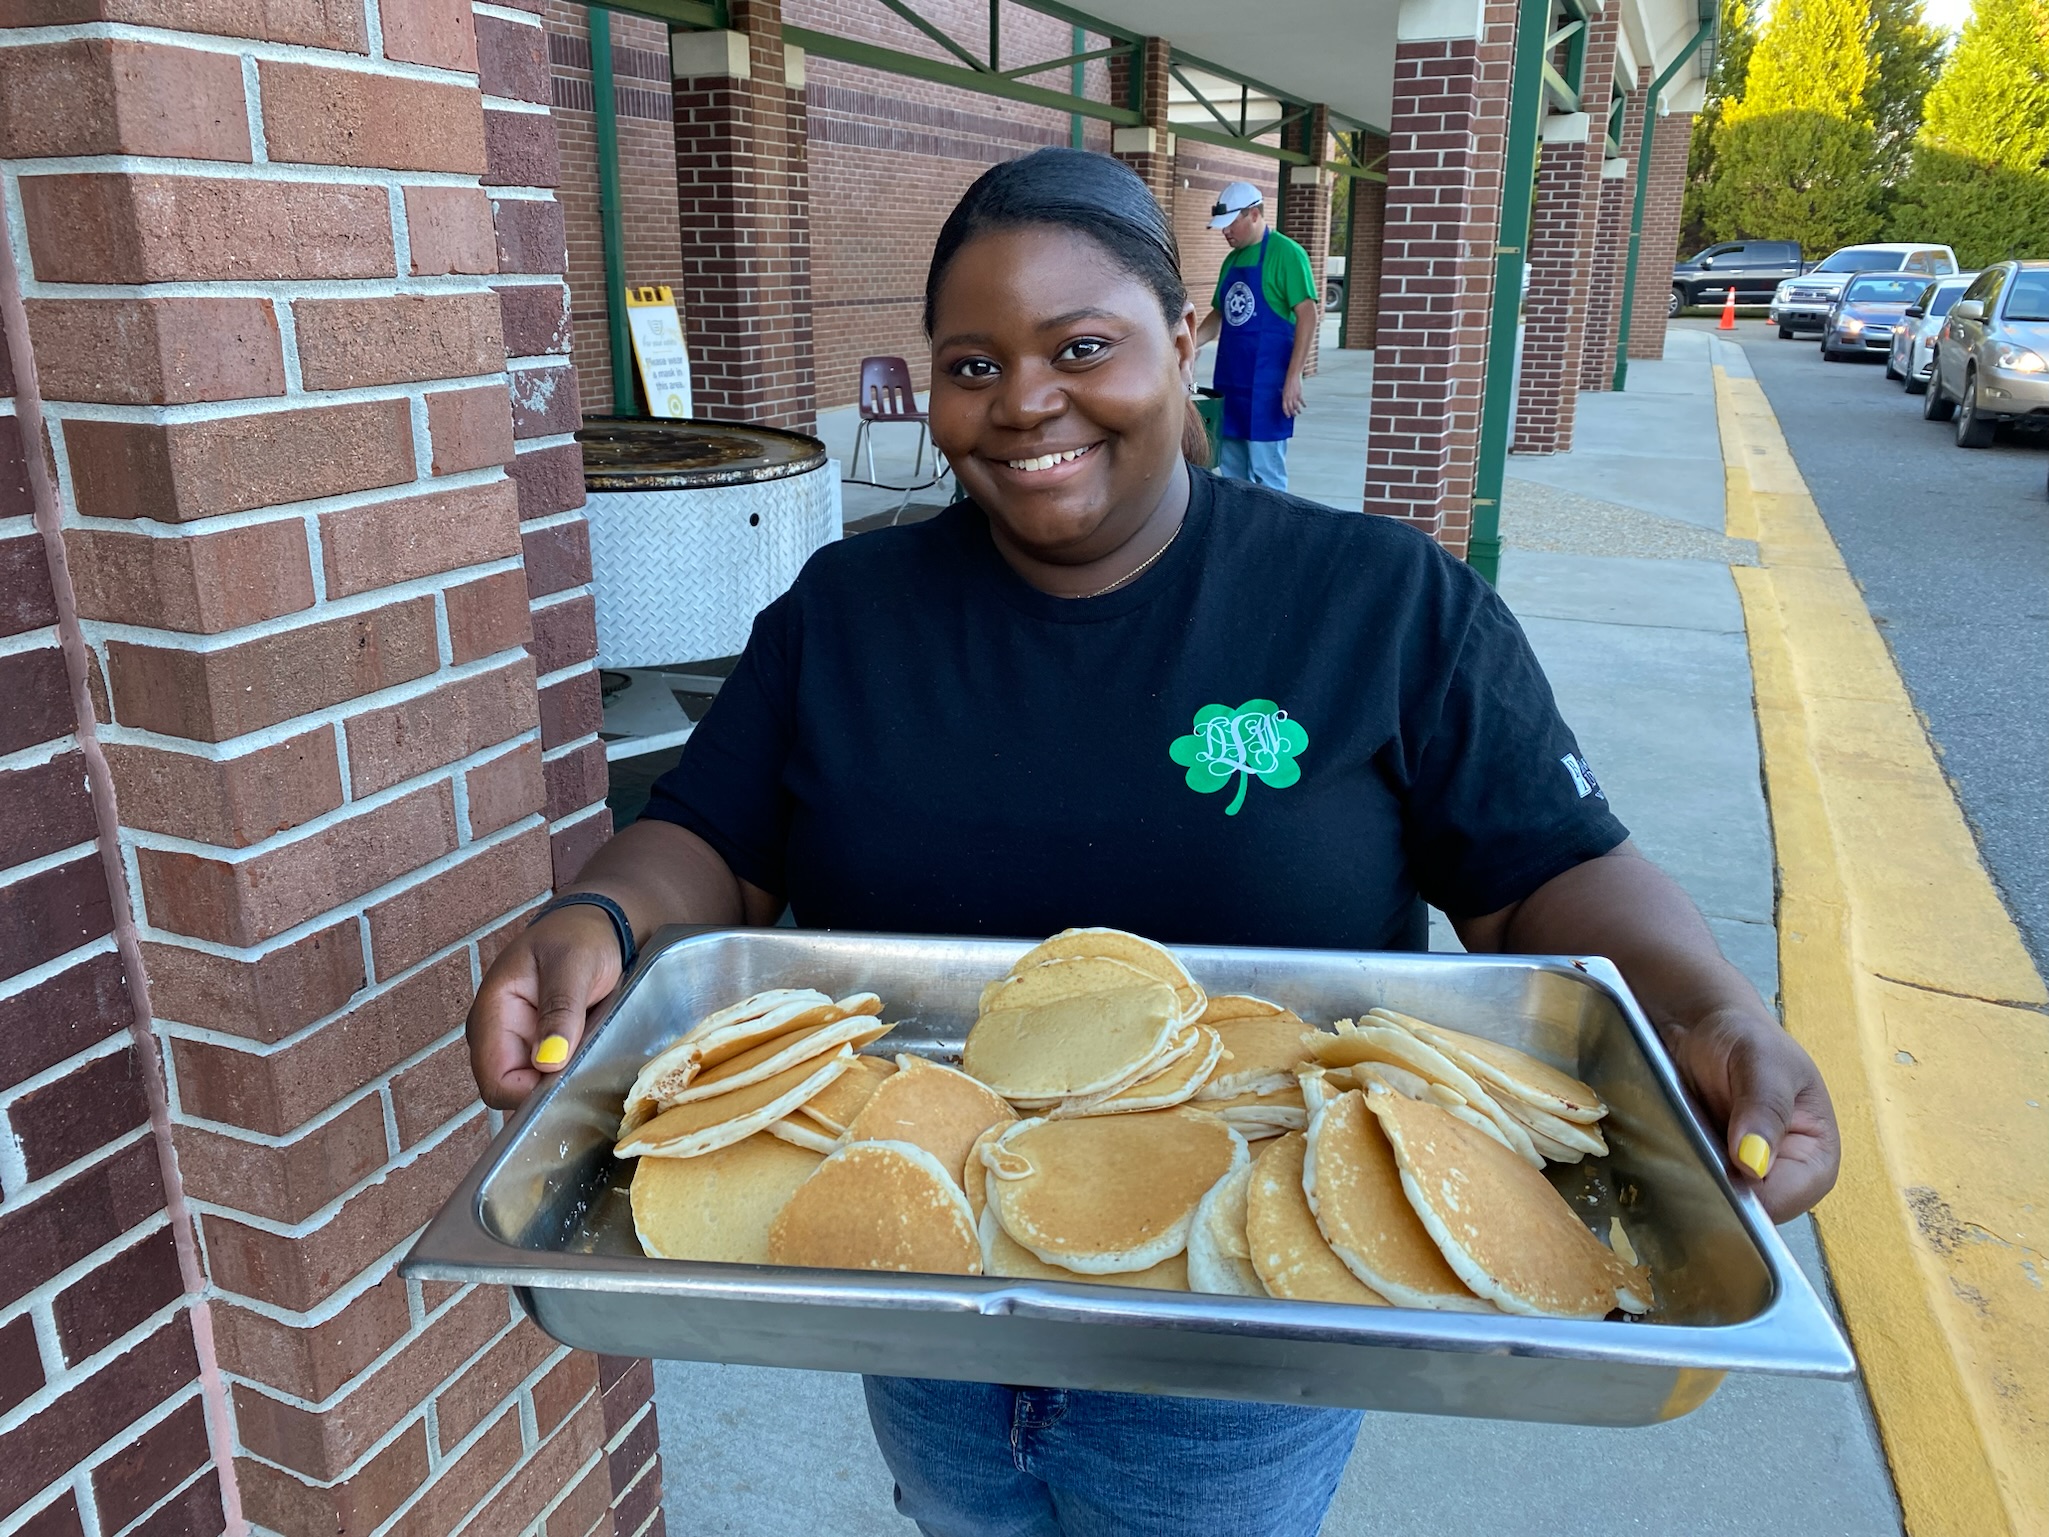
[1718,288,1737,330]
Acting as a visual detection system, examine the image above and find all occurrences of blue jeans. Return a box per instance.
[863,1376,1361,1537]
[1216,436,1290,493]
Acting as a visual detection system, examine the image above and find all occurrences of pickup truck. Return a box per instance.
[1670,240,1807,316]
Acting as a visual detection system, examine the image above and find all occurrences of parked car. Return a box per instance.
[1770,244,1960,337]
[1889,274,1975,392]
[1324,254,1345,311]
[1820,272,1931,361]
[1922,260,2049,447]
[1670,240,1805,316]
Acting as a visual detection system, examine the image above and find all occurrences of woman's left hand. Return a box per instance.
[1662,1007,1840,1223]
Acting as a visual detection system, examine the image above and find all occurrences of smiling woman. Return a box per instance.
[466,148,1841,1537]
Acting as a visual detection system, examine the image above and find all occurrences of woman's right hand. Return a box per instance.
[467,904,625,1110]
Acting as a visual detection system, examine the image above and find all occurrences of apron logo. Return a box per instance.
[1223,279,1257,327]
[1169,700,1308,816]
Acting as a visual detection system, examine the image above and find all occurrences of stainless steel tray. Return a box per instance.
[404,928,1854,1426]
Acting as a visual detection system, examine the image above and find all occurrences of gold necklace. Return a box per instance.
[1076,520,1181,599]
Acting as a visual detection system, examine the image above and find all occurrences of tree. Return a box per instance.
[1865,0,1948,188]
[1682,0,1762,251]
[1890,0,2049,264]
[1701,0,1884,251]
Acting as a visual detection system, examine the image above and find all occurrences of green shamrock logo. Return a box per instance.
[1169,700,1308,816]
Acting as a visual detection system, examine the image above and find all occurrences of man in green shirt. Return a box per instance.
[1195,182,1319,491]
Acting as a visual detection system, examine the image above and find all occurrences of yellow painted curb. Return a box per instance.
[1716,362,2049,1537]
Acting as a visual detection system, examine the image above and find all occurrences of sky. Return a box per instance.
[1916,0,1972,33]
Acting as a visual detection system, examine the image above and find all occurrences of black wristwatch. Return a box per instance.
[528,892,637,972]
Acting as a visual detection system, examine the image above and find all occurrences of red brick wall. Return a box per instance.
[1277,106,1334,376]
[1360,0,1519,556]
[1341,135,1389,350]
[0,0,641,1531]
[1628,106,1693,360]
[0,231,215,1537]
[1511,6,1619,453]
[1581,69,1645,391]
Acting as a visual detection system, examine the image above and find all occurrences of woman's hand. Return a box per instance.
[1661,1006,1839,1224]
[467,905,623,1111]
[1461,843,1844,1223]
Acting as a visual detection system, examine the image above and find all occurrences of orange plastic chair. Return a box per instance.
[851,355,930,482]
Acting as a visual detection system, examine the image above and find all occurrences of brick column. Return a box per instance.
[1110,37,1175,212]
[1361,0,1520,556]
[0,2,651,1534]
[1628,107,1694,361]
[1580,69,1646,391]
[1511,7,1619,453]
[1278,104,1333,375]
[671,0,816,432]
[1340,134,1389,350]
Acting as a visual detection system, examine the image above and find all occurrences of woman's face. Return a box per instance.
[928,226,1197,567]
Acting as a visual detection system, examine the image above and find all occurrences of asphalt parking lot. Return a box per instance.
[1701,317,2049,974]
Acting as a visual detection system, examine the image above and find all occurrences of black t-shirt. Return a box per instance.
[643,468,1627,950]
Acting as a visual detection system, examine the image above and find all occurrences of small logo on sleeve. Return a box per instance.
[1561,752,1605,800]
[1170,700,1308,816]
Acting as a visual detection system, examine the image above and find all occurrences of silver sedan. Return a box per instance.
[1924,260,2049,448]
[1889,274,1975,393]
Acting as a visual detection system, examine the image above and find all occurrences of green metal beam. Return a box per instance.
[1545,19,1585,49]
[588,0,719,30]
[1170,62,1243,136]
[588,8,637,416]
[1468,0,1552,584]
[1612,16,1714,389]
[784,24,1142,123]
[999,41,1127,81]
[876,0,989,73]
[1540,61,1578,111]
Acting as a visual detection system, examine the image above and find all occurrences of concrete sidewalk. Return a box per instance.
[654,328,1906,1535]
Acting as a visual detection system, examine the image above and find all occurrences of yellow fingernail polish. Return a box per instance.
[1737,1133,1772,1179]
[534,1034,569,1068]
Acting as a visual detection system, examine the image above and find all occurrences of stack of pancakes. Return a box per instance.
[617,929,1651,1318]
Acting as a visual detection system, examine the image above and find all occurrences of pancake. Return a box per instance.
[963,979,1179,1101]
[683,987,833,1041]
[1191,1085,1307,1137]
[1363,1088,1648,1318]
[1243,1133,1388,1306]
[1374,1010,1607,1124]
[615,1050,853,1159]
[1303,1090,1493,1311]
[797,1053,898,1136]
[985,1110,1244,1274]
[1497,1095,1609,1158]
[767,1140,981,1276]
[1199,993,1290,1024]
[662,1015,895,1104]
[977,1204,1189,1289]
[841,1054,1016,1189]
[1308,1021,1542,1167]
[629,1133,823,1263]
[765,1116,840,1155]
[963,1123,1006,1226]
[1196,1009,1314,1099]
[619,992,861,1132]
[1059,1026,1223,1115]
[1187,1162,1264,1296]
[992,929,1205,1023]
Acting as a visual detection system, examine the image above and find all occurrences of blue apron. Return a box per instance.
[1214,233,1298,442]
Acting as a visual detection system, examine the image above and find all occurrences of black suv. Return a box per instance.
[1670,240,1806,316]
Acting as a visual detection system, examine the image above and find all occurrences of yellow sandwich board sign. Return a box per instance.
[625,286,692,419]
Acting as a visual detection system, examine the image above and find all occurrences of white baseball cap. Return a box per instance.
[1208,182,1263,229]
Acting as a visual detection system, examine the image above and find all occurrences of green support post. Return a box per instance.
[590,8,638,415]
[1612,15,1713,391]
[1070,24,1085,147]
[1467,0,1551,585]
